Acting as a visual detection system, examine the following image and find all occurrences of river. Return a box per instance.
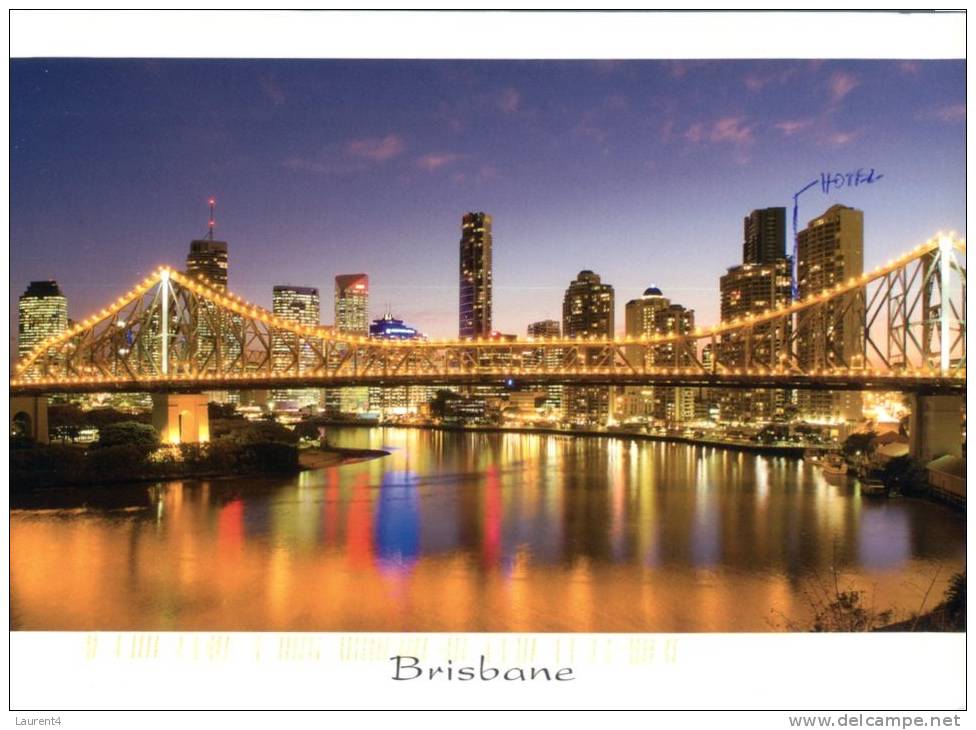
[10,427,966,632]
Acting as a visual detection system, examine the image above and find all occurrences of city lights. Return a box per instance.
[8,234,965,398]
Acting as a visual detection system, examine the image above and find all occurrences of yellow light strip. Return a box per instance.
[12,235,967,381]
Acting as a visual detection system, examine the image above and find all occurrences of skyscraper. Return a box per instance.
[623,287,696,423]
[743,206,786,265]
[459,212,493,338]
[623,286,669,420]
[651,302,696,423]
[335,274,369,335]
[334,273,370,413]
[717,207,794,424]
[186,240,229,290]
[271,285,321,409]
[186,196,228,288]
[184,200,237,402]
[18,280,68,375]
[527,319,563,414]
[563,270,614,338]
[562,270,614,426]
[796,204,865,422]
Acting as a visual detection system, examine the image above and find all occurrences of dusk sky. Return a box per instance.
[10,58,965,341]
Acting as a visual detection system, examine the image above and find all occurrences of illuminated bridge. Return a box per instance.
[10,234,966,453]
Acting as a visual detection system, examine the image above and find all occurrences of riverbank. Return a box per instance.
[10,442,387,509]
[318,419,821,457]
[299,444,390,469]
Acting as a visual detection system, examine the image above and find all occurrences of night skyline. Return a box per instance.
[11,58,965,342]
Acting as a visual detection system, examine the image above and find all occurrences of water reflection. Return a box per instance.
[10,427,966,632]
[375,471,420,573]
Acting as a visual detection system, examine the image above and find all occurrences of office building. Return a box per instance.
[271,285,321,410]
[796,204,865,422]
[527,319,563,414]
[335,274,369,336]
[717,207,794,424]
[185,202,237,401]
[367,312,432,415]
[186,239,229,290]
[333,274,370,413]
[18,280,68,376]
[743,207,787,265]
[622,287,669,420]
[459,212,493,338]
[562,270,614,426]
[527,319,561,339]
[623,287,696,423]
[652,302,696,423]
[719,258,794,367]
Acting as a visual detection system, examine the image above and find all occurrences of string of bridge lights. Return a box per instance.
[12,234,966,385]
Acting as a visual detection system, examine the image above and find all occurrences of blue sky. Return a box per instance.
[10,59,965,339]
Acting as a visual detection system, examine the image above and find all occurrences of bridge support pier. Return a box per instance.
[907,394,963,463]
[10,396,49,444]
[151,393,210,445]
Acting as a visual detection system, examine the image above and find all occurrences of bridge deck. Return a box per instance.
[9,372,964,396]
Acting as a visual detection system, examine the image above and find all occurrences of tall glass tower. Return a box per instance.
[333,273,370,413]
[459,212,493,338]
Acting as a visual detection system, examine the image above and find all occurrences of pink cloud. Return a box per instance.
[820,130,862,147]
[684,117,753,146]
[774,118,815,136]
[683,116,754,164]
[744,66,799,93]
[925,104,966,123]
[828,71,859,103]
[284,133,407,175]
[898,61,921,76]
[346,134,405,161]
[710,116,753,145]
[416,152,464,171]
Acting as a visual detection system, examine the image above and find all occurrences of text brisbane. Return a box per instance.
[390,655,575,681]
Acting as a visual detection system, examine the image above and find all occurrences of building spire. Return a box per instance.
[207,196,216,241]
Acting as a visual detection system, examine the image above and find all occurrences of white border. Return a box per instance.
[9,9,966,60]
[6,8,969,716]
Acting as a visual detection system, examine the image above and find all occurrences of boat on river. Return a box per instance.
[820,455,848,476]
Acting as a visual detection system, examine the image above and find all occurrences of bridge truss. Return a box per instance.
[11,236,965,395]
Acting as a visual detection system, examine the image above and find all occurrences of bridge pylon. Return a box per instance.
[151,393,210,445]
[10,396,48,444]
[907,393,964,463]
